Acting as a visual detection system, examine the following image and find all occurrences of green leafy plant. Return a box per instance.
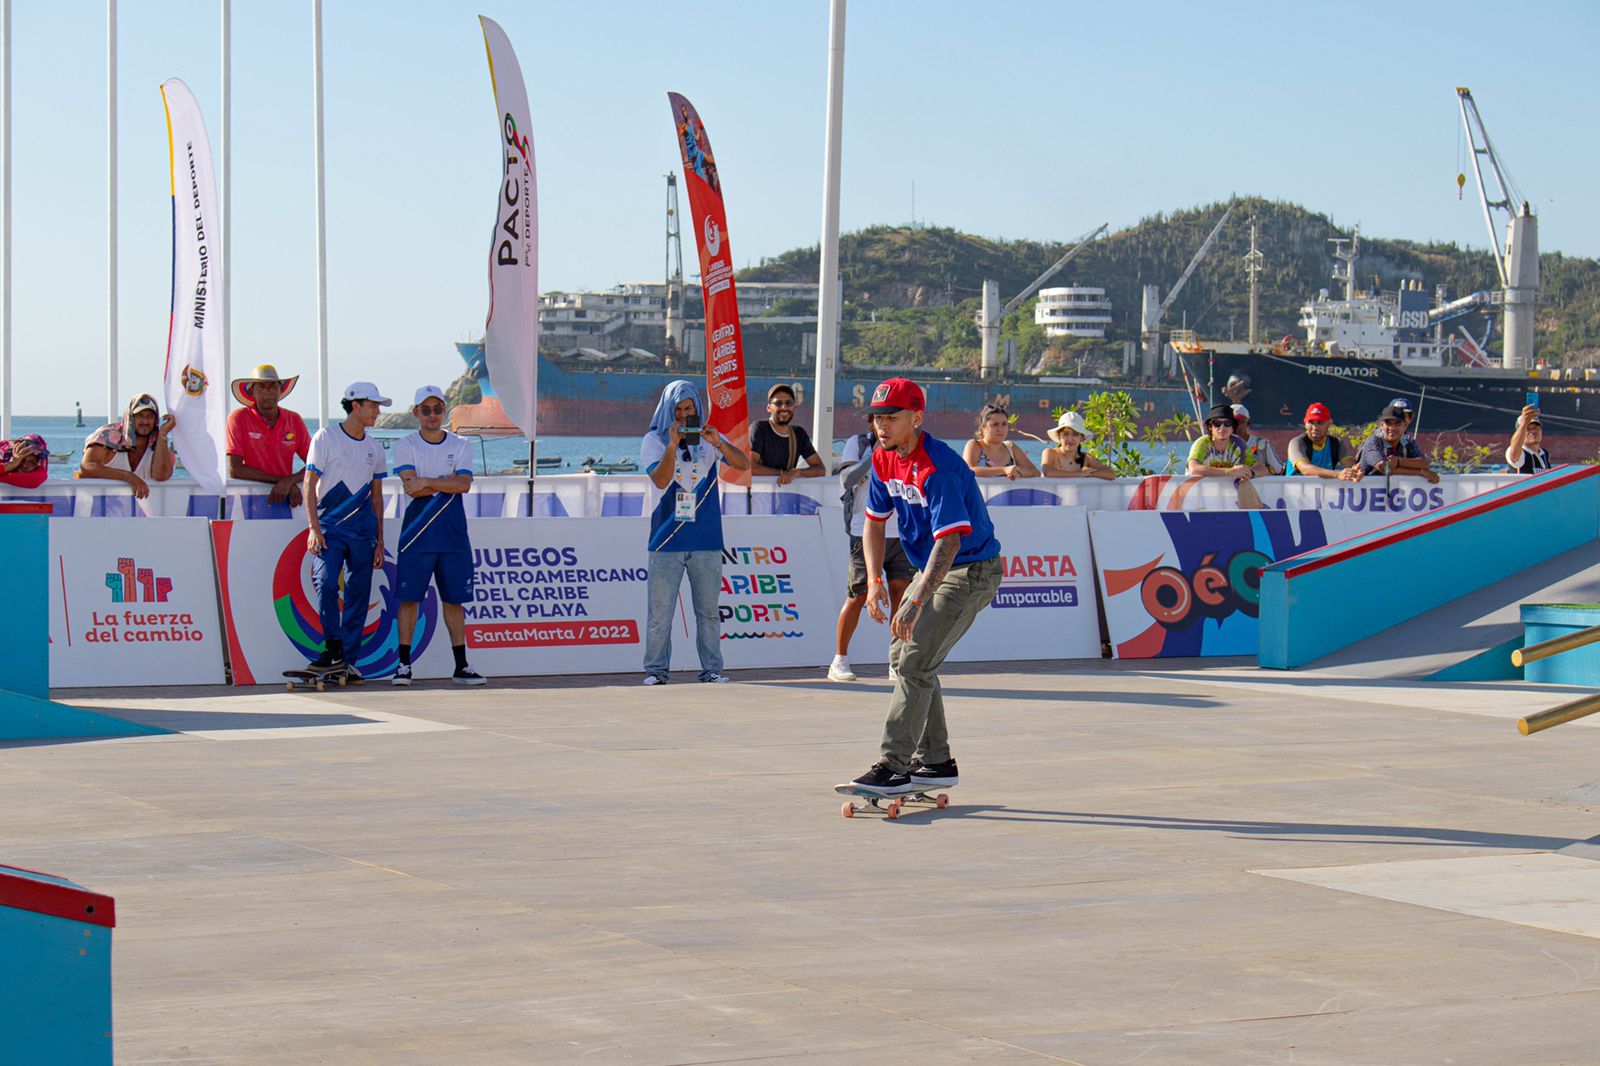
[1428,440,1494,474]
[1052,391,1153,477]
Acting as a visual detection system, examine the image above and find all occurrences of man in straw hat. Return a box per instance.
[227,363,309,506]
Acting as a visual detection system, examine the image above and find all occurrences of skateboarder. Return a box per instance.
[845,377,1002,797]
[390,386,485,686]
[302,382,389,679]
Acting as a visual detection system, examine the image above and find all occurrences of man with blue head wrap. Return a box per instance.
[639,380,750,685]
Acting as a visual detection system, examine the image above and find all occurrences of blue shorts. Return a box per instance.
[396,548,474,605]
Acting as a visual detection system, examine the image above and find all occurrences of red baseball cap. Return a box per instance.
[867,377,925,414]
[1303,402,1332,423]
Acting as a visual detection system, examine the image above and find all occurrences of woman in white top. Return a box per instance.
[1040,410,1116,480]
[962,402,1039,480]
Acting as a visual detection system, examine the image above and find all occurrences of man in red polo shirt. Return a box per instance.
[226,364,310,505]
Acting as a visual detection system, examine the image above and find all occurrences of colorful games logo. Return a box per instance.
[271,537,438,677]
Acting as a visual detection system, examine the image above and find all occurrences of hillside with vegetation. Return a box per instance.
[735,197,1600,378]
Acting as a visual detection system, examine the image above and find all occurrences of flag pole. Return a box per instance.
[220,0,230,409]
[107,0,118,427]
[311,0,329,429]
[810,0,845,455]
[1,0,11,440]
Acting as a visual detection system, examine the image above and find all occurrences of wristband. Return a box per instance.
[869,576,885,585]
[910,597,924,608]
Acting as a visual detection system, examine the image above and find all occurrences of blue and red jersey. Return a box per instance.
[865,433,999,571]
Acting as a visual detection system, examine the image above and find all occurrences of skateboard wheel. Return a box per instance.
[841,802,855,818]
[935,794,949,808]
[314,680,325,692]
[886,801,901,820]
[284,682,294,692]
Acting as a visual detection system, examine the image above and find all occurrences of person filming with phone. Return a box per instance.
[639,380,750,686]
[1506,402,1551,474]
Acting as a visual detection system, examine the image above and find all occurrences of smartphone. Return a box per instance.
[681,412,701,447]
[1526,391,1540,408]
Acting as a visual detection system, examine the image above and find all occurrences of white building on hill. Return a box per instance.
[1035,287,1113,338]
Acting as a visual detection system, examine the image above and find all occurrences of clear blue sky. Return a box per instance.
[7,0,1598,415]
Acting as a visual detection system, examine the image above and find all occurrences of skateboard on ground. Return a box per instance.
[834,783,954,819]
[283,665,349,693]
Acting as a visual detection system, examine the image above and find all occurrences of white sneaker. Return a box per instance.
[828,657,856,682]
[701,673,732,684]
[643,674,667,686]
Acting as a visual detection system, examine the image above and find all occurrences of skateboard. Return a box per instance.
[283,666,350,693]
[834,783,954,820]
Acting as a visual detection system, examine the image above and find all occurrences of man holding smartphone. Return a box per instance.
[639,380,751,685]
[1506,403,1551,473]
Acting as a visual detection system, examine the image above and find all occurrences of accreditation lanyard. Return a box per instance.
[673,445,704,522]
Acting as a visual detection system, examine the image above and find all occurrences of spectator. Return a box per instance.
[302,383,390,679]
[1041,411,1115,480]
[1358,404,1439,483]
[1389,397,1416,441]
[1505,404,1551,474]
[1231,404,1283,475]
[748,384,823,483]
[0,434,49,489]
[390,386,484,687]
[1287,403,1361,480]
[77,393,176,499]
[227,364,310,506]
[844,378,1002,797]
[641,380,751,686]
[963,402,1039,480]
[829,421,914,683]
[1187,404,1265,507]
[1186,404,1254,478]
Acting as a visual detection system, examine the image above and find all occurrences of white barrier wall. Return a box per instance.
[48,518,226,686]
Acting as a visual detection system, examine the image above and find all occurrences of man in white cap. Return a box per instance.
[390,386,485,686]
[226,363,308,507]
[302,382,390,678]
[1230,403,1282,476]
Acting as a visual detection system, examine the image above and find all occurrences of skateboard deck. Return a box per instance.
[834,782,955,819]
[283,666,349,692]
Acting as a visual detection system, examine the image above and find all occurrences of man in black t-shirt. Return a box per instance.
[748,383,825,484]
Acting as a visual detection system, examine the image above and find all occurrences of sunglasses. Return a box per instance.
[1206,420,1232,429]
[769,399,796,408]
[417,404,446,415]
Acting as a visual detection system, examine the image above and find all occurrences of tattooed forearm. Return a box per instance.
[911,535,960,603]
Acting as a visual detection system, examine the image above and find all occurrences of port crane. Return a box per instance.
[977,223,1108,378]
[1139,205,1233,380]
[1456,87,1537,369]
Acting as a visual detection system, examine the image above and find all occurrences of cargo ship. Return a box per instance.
[1175,233,1600,462]
[448,342,1194,442]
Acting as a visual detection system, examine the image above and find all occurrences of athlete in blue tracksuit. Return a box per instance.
[390,385,484,686]
[303,382,390,677]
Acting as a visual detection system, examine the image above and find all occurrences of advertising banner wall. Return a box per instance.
[950,506,1102,663]
[1091,509,1359,659]
[49,518,225,686]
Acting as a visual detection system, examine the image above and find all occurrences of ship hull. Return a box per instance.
[469,347,1194,442]
[1180,349,1600,462]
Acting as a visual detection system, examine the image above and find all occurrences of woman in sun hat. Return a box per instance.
[1041,410,1115,480]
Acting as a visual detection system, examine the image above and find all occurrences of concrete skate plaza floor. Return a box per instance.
[9,661,1600,1064]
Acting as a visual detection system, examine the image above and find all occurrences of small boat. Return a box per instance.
[581,456,639,474]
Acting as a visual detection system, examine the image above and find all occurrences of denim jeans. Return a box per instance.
[881,555,1003,772]
[643,549,724,680]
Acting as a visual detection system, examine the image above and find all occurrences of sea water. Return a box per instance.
[12,414,1189,479]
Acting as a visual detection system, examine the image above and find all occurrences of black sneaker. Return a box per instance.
[308,652,344,672]
[849,762,914,796]
[453,668,487,686]
[390,664,413,687]
[910,758,958,788]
